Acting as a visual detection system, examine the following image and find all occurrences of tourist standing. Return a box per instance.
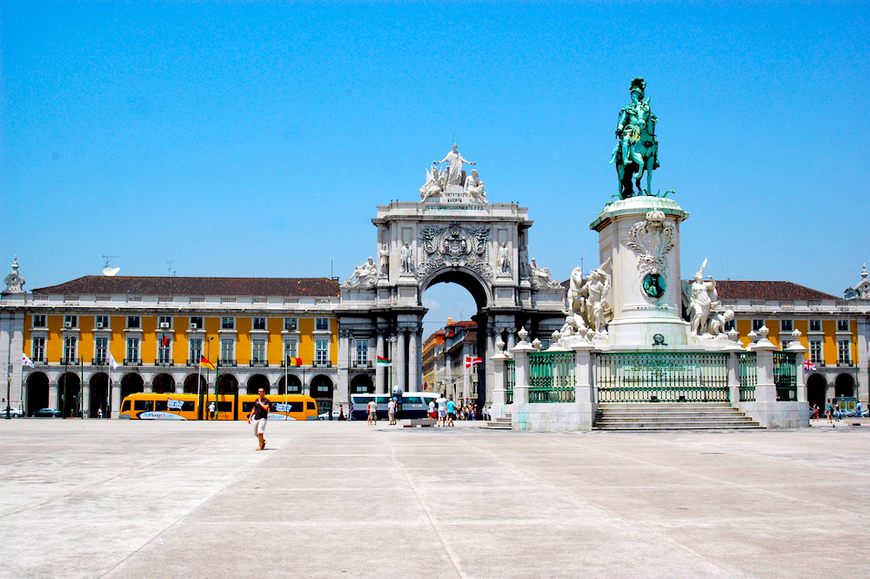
[247,388,270,451]
[388,398,397,425]
[367,398,378,425]
[826,399,833,424]
[436,393,448,427]
[447,396,456,427]
[428,399,436,419]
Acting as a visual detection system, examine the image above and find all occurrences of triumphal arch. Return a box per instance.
[335,145,565,409]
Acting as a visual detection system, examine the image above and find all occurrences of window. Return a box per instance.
[63,336,77,363]
[252,339,266,364]
[752,319,764,332]
[158,316,172,329]
[838,320,851,332]
[157,335,172,365]
[284,340,298,363]
[127,316,140,329]
[809,320,821,332]
[315,318,329,331]
[95,315,109,329]
[252,317,267,331]
[190,316,204,330]
[781,320,793,332]
[220,338,235,364]
[32,337,45,362]
[189,338,203,364]
[33,315,46,328]
[126,338,140,364]
[221,317,235,330]
[94,337,108,365]
[838,340,852,365]
[315,340,328,366]
[64,315,78,328]
[724,319,736,332]
[355,340,369,367]
[810,341,823,365]
[284,318,298,331]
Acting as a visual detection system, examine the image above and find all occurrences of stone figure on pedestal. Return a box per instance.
[497,243,510,275]
[529,258,561,289]
[420,166,446,201]
[708,309,735,337]
[434,143,476,187]
[611,77,659,199]
[686,260,720,335]
[465,169,486,203]
[582,260,613,334]
[378,244,390,277]
[400,242,415,274]
[344,257,377,288]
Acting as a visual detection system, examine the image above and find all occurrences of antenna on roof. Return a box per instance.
[166,260,175,277]
[102,255,121,276]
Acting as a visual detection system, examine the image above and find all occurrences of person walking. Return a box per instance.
[388,397,397,425]
[826,399,833,424]
[208,401,216,420]
[247,388,270,451]
[447,396,456,427]
[436,393,448,427]
[367,398,378,425]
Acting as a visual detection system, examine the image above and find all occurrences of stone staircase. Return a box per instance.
[594,403,762,431]
[480,415,512,430]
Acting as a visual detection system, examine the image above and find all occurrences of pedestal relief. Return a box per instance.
[626,210,675,301]
[417,223,493,281]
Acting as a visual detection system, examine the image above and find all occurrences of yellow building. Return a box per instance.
[717,280,868,410]
[3,275,341,417]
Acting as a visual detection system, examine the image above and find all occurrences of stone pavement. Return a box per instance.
[1,418,870,579]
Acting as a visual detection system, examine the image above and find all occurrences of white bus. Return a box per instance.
[349,392,438,421]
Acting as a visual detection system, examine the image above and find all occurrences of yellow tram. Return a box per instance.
[119,393,318,421]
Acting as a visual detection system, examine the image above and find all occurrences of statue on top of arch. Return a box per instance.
[419,143,486,204]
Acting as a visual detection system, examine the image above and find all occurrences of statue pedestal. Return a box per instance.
[590,197,691,348]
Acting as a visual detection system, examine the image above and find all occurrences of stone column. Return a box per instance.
[49,381,58,410]
[144,380,153,394]
[727,350,741,406]
[506,327,517,352]
[408,326,419,391]
[82,382,91,418]
[396,330,406,393]
[376,328,386,394]
[510,329,535,430]
[111,379,121,417]
[788,333,809,404]
[489,340,507,420]
[753,336,777,405]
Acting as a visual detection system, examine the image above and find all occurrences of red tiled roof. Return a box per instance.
[32,276,340,297]
[716,280,836,301]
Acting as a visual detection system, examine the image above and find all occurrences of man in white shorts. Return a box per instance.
[248,388,270,451]
[436,393,448,427]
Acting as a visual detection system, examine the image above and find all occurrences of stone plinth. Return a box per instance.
[590,197,691,347]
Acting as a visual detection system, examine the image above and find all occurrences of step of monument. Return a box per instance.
[597,415,757,423]
[595,423,763,431]
[480,422,512,430]
[594,403,760,430]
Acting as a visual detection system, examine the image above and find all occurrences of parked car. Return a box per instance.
[317,410,342,420]
[31,408,62,418]
[1,406,23,418]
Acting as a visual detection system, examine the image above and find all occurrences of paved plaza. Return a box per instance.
[2,418,870,578]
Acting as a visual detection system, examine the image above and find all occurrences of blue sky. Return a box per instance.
[2,1,868,328]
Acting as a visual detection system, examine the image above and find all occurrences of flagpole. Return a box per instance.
[80,355,85,419]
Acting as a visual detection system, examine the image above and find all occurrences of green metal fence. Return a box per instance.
[738,352,757,402]
[597,352,730,403]
[773,351,797,401]
[529,351,576,403]
[505,359,515,405]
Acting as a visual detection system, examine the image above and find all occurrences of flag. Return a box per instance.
[287,356,302,367]
[465,356,483,368]
[107,352,119,370]
[200,356,216,370]
[804,358,817,372]
[22,353,35,368]
[377,355,391,367]
[161,334,170,347]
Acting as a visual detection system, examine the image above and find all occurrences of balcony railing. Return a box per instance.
[249,360,269,367]
[61,357,80,366]
[124,358,142,366]
[314,361,332,368]
[837,361,854,368]
[219,360,237,367]
[92,358,107,366]
[154,360,174,367]
[353,361,373,369]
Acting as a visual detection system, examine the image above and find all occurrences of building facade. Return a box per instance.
[421,320,480,402]
[0,268,343,417]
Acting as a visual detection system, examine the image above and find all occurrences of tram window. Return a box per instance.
[307,401,316,410]
[218,402,233,412]
[376,397,390,404]
[181,401,194,411]
[243,402,254,412]
[134,400,153,411]
[156,400,167,411]
[121,401,131,412]
[404,397,422,404]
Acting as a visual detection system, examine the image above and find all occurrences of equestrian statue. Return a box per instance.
[611,77,660,199]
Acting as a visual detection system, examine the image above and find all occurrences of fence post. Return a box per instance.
[511,337,533,407]
[490,339,508,419]
[725,330,744,405]
[571,341,595,404]
[787,330,809,404]
[750,327,777,404]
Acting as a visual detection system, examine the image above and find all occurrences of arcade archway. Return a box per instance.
[89,373,110,418]
[121,373,144,399]
[218,374,239,395]
[247,374,270,395]
[310,374,333,415]
[350,374,374,394]
[278,374,302,395]
[26,372,49,414]
[58,372,81,417]
[152,373,176,394]
[183,374,207,394]
[835,374,855,398]
[807,373,826,412]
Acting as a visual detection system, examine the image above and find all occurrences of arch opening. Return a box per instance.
[26,372,50,414]
[89,372,110,418]
[247,374,271,395]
